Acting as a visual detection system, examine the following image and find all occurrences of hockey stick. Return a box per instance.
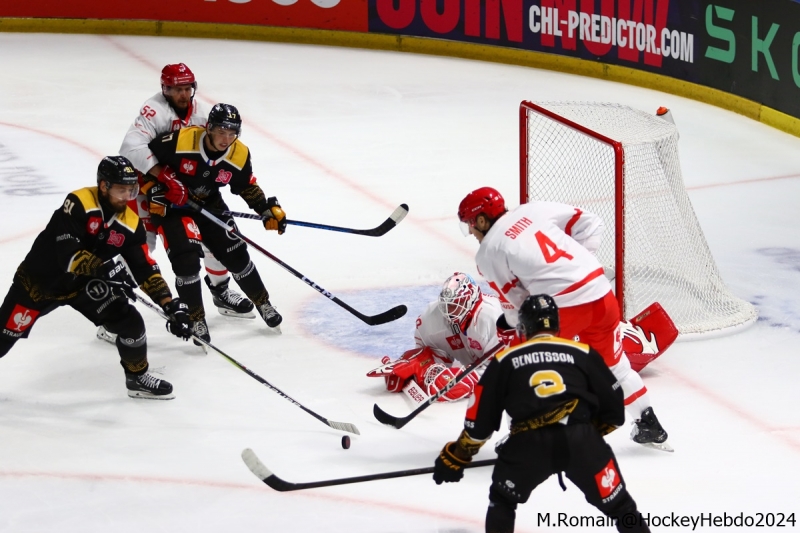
[186,200,407,326]
[242,448,496,491]
[133,293,360,435]
[372,344,500,429]
[216,204,409,237]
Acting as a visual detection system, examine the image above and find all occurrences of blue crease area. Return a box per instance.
[299,285,440,359]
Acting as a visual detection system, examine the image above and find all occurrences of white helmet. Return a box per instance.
[438,272,482,327]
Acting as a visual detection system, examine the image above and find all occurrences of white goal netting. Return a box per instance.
[520,101,756,337]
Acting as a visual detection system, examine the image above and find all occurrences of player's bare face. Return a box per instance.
[206,126,238,152]
[468,223,484,243]
[164,84,194,111]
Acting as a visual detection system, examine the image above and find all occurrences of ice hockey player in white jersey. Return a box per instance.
[367,273,505,402]
[97,63,254,345]
[457,187,672,451]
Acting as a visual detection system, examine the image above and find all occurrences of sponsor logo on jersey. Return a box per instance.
[595,459,622,500]
[180,158,197,176]
[6,305,39,333]
[183,218,202,240]
[106,230,125,247]
[469,338,483,350]
[446,334,464,350]
[465,384,483,421]
[216,169,233,184]
[87,216,102,235]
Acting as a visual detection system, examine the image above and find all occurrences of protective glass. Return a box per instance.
[107,183,139,202]
[459,220,472,237]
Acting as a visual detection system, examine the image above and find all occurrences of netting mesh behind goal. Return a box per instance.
[521,101,756,337]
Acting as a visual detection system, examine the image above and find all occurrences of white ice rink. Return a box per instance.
[1,32,799,532]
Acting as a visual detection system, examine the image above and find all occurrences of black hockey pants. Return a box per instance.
[486,422,650,533]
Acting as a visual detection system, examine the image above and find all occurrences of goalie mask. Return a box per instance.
[438,273,482,330]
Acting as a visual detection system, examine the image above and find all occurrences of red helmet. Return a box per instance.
[458,187,506,224]
[160,63,196,87]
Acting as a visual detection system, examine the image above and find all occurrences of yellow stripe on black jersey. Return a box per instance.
[495,335,591,362]
[174,125,250,170]
[71,186,139,233]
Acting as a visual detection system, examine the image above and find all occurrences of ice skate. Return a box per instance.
[96,325,117,345]
[257,301,282,332]
[126,371,174,400]
[191,317,210,352]
[631,407,673,452]
[205,275,255,319]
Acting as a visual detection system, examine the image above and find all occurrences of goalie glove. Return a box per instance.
[262,196,287,234]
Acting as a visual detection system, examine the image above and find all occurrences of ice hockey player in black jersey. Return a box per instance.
[145,103,284,342]
[432,294,651,533]
[0,156,193,399]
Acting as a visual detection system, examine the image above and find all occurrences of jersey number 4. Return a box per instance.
[529,370,566,398]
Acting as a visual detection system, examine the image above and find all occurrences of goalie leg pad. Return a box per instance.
[621,302,678,372]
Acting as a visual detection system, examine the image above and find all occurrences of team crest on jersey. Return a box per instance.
[107,230,125,247]
[180,158,197,176]
[468,338,483,350]
[182,218,202,240]
[595,459,621,500]
[446,334,464,350]
[5,305,39,333]
[86,216,102,236]
[216,169,233,184]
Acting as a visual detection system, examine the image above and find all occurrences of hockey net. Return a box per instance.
[519,101,756,337]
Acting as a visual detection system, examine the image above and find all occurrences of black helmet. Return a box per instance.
[97,156,138,187]
[516,294,560,340]
[207,103,242,134]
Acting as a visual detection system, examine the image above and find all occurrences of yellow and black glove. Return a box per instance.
[433,442,471,485]
[262,196,287,234]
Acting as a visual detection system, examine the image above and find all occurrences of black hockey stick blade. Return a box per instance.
[214,204,409,237]
[242,448,496,492]
[372,347,498,429]
[352,303,407,326]
[288,203,409,237]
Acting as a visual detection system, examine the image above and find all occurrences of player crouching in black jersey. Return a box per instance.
[0,156,193,400]
[432,294,651,533]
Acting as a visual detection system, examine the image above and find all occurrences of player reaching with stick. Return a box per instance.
[457,187,671,451]
[0,156,193,399]
[432,294,651,533]
[96,63,255,345]
[144,103,285,342]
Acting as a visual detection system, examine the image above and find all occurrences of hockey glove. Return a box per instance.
[156,165,188,206]
[147,181,170,218]
[100,258,137,300]
[433,442,471,485]
[496,315,520,348]
[262,196,287,234]
[162,299,193,341]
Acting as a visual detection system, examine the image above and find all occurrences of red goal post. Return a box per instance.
[519,101,757,337]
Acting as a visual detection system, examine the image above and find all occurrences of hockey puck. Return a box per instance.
[341,435,351,449]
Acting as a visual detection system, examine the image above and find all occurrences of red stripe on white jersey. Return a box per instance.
[564,208,583,236]
[555,267,605,296]
[624,386,648,405]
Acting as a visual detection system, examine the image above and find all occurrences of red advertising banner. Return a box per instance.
[2,0,368,32]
